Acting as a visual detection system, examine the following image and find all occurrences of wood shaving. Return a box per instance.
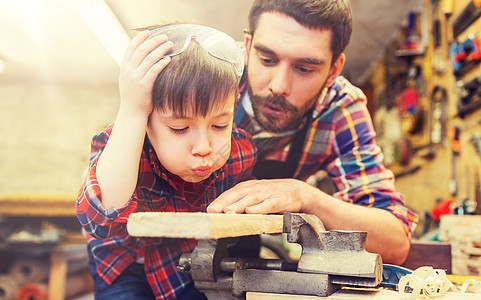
[398,266,481,298]
[398,267,453,298]
[459,278,481,293]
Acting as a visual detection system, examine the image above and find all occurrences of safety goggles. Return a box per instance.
[150,24,244,77]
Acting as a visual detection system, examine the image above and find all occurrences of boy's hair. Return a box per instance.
[152,38,239,118]
[248,0,352,63]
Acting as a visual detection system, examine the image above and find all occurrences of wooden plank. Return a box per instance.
[127,212,284,239]
[247,288,481,300]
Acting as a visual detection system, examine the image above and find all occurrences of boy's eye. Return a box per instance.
[213,124,229,130]
[169,126,188,134]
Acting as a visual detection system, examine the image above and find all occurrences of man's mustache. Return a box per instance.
[252,94,299,115]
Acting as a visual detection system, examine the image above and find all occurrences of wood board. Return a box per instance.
[127,212,284,239]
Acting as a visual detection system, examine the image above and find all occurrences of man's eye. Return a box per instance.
[296,66,314,73]
[169,127,188,134]
[260,56,276,65]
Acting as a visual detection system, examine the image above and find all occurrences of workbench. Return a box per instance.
[47,242,91,300]
[127,212,478,299]
[0,204,92,300]
[246,289,481,299]
[0,240,92,300]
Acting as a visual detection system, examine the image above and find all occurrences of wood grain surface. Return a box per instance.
[127,212,284,239]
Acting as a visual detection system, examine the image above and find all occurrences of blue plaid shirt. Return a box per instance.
[235,75,418,236]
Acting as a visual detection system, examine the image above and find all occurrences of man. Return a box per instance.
[208,0,418,265]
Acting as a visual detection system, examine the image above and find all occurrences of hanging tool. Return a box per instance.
[471,133,481,157]
[452,1,481,38]
[457,76,481,117]
[455,167,477,215]
[448,126,460,197]
[430,86,448,146]
[450,35,481,77]
[475,169,481,215]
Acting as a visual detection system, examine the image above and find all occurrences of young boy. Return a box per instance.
[76,24,256,300]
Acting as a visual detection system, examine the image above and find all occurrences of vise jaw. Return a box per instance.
[178,212,383,299]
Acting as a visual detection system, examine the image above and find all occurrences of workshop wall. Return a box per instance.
[364,0,481,236]
[0,80,119,197]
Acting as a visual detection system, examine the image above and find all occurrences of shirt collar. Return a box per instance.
[312,86,330,119]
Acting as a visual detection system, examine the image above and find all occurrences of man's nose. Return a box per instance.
[191,130,212,157]
[269,65,291,96]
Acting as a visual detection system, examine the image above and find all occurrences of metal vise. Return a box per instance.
[178,212,382,299]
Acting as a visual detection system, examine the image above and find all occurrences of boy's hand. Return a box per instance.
[119,30,173,118]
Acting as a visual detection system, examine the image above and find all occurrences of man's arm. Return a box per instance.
[208,82,413,264]
[207,178,410,265]
[209,77,416,264]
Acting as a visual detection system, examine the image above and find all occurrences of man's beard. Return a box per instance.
[246,79,325,133]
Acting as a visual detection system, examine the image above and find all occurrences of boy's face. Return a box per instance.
[244,12,345,132]
[147,93,236,183]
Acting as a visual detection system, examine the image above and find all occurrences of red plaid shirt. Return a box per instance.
[76,124,256,299]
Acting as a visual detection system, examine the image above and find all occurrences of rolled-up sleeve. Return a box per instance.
[76,126,138,239]
[327,99,418,237]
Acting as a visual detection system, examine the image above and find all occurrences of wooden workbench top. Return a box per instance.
[247,288,480,299]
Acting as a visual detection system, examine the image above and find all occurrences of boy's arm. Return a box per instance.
[96,31,173,209]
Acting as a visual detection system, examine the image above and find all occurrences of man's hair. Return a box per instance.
[152,39,239,118]
[248,0,352,63]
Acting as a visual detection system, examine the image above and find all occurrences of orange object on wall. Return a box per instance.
[16,283,47,300]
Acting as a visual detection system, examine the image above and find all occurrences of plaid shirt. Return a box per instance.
[235,75,418,236]
[76,124,256,299]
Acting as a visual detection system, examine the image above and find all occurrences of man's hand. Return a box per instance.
[118,30,173,118]
[207,179,311,214]
[207,178,411,264]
